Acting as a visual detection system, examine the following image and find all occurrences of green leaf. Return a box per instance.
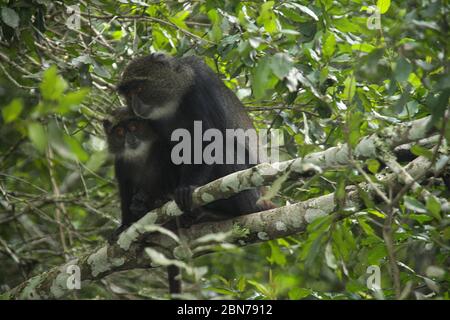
[208,287,235,296]
[70,54,94,67]
[351,43,376,53]
[366,159,380,174]
[343,75,356,101]
[27,122,48,153]
[348,112,363,147]
[280,5,304,23]
[367,209,386,218]
[325,242,337,269]
[357,186,375,209]
[394,57,412,82]
[377,0,391,14]
[334,18,361,33]
[40,65,68,101]
[408,214,433,223]
[152,26,168,48]
[358,218,376,236]
[410,145,433,160]
[335,175,346,202]
[85,150,108,172]
[292,4,318,21]
[2,98,23,123]
[257,1,278,34]
[247,280,272,297]
[288,288,311,299]
[252,56,277,99]
[208,9,223,42]
[1,7,20,28]
[408,72,422,88]
[367,244,387,264]
[404,196,427,213]
[302,216,331,267]
[63,135,89,162]
[346,280,368,294]
[426,196,441,220]
[169,10,190,30]
[237,276,246,292]
[331,222,356,262]
[58,88,90,114]
[322,33,336,59]
[268,241,286,266]
[270,53,293,79]
[92,61,111,78]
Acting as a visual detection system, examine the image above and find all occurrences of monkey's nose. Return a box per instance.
[126,136,138,148]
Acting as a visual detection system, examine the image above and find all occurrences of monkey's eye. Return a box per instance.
[128,123,137,132]
[114,126,125,137]
[127,121,143,132]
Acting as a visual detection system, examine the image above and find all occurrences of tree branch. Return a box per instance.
[4,113,447,299]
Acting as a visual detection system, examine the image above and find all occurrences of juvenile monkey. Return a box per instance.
[103,108,177,234]
[103,109,181,294]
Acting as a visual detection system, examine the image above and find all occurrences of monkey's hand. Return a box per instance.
[108,224,128,244]
[130,191,149,217]
[174,185,196,212]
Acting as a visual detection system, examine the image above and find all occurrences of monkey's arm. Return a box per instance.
[115,161,135,228]
[174,163,214,212]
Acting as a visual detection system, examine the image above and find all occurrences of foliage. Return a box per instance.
[0,0,448,300]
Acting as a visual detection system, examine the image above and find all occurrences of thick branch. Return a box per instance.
[116,114,439,248]
[5,153,445,300]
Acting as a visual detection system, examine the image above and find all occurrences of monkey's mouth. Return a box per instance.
[126,141,140,149]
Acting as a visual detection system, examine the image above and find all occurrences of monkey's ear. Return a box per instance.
[103,119,112,132]
[150,52,170,64]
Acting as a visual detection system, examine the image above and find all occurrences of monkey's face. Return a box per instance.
[119,81,181,120]
[103,119,154,161]
[117,53,195,120]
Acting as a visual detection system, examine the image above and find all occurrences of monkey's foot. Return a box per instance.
[174,185,196,212]
[162,211,201,231]
[130,193,149,218]
[107,224,128,244]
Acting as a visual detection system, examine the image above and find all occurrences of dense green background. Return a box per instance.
[0,0,448,299]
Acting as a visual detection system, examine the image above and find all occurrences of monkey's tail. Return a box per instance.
[167,265,181,295]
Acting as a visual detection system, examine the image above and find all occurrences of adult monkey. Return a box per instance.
[117,53,274,224]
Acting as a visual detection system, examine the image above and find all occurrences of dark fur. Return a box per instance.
[115,54,277,295]
[118,53,275,223]
[103,108,181,294]
[103,109,177,231]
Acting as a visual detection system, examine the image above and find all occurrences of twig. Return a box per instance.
[46,148,72,259]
